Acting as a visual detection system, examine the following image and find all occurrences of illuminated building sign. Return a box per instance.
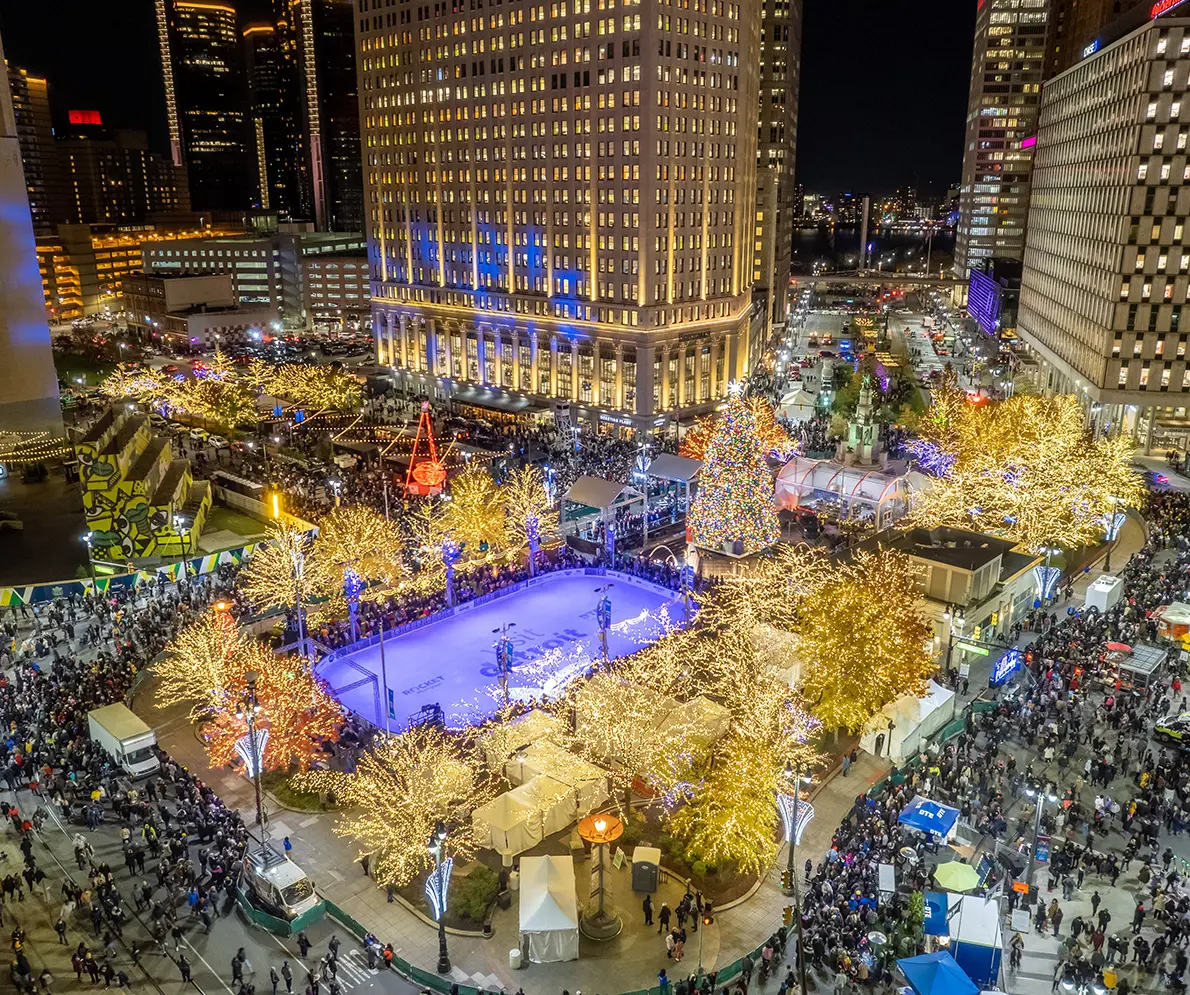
[1152,0,1190,19]
[1082,39,1101,58]
[991,648,1022,686]
[967,268,1003,337]
[1020,136,1037,150]
[68,110,103,126]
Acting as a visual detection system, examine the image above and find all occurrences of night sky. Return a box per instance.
[0,0,977,198]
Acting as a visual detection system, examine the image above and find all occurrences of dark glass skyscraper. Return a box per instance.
[157,0,252,211]
[243,20,310,217]
[289,0,362,232]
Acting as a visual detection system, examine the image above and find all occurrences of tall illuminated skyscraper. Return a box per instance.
[6,66,66,235]
[753,0,801,337]
[953,0,1049,284]
[156,0,253,211]
[356,0,765,433]
[0,28,63,434]
[244,20,310,216]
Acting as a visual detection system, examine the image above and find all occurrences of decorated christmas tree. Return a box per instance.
[688,389,780,553]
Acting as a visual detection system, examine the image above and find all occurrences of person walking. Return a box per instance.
[658,902,671,935]
[271,966,280,995]
[54,918,67,944]
[178,955,192,983]
[298,932,312,958]
[643,895,653,926]
[232,954,245,986]
[282,962,293,994]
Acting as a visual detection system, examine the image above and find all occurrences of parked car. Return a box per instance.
[188,428,209,444]
[207,434,230,450]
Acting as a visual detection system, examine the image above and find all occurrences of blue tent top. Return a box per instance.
[898,796,960,839]
[897,951,979,995]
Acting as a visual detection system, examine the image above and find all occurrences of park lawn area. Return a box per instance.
[53,351,116,386]
[260,769,341,812]
[204,505,270,542]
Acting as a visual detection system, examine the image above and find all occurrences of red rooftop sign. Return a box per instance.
[1152,0,1190,18]
[68,110,102,126]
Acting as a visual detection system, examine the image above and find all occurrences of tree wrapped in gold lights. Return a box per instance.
[502,466,560,572]
[157,606,252,720]
[293,726,492,887]
[687,390,781,554]
[203,651,343,774]
[443,465,507,561]
[910,392,1144,551]
[669,733,811,877]
[239,521,319,653]
[311,505,407,639]
[795,548,935,732]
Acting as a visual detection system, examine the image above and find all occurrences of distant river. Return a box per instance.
[792,226,956,274]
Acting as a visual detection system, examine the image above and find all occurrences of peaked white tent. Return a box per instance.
[506,742,611,813]
[519,855,579,963]
[778,388,817,422]
[656,696,732,747]
[472,775,578,856]
[479,709,564,766]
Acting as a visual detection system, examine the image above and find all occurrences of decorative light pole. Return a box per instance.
[427,821,452,973]
[594,583,614,663]
[344,568,365,642]
[81,531,96,580]
[287,536,310,659]
[1103,497,1125,573]
[779,770,815,995]
[235,670,269,838]
[442,537,462,607]
[491,622,517,706]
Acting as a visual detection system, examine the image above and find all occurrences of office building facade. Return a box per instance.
[0,29,61,434]
[953,0,1049,285]
[7,67,66,235]
[157,0,253,211]
[357,0,765,433]
[753,0,801,336]
[304,251,368,326]
[1017,16,1190,447]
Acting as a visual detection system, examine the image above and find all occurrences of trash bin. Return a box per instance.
[509,948,522,970]
[632,845,661,893]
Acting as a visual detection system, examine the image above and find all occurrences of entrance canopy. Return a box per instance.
[898,796,960,840]
[646,453,702,484]
[563,475,643,513]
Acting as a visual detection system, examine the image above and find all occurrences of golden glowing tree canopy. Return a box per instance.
[443,465,508,560]
[910,393,1144,551]
[240,521,319,619]
[157,608,251,720]
[203,651,343,774]
[310,505,409,621]
[795,548,935,731]
[294,726,492,887]
[502,465,560,555]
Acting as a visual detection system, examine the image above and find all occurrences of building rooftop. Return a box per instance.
[884,526,1017,572]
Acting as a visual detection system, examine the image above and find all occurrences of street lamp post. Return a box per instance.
[779,772,813,995]
[1104,496,1121,573]
[236,671,268,838]
[1024,781,1057,890]
[492,622,517,705]
[81,532,96,580]
[428,822,451,973]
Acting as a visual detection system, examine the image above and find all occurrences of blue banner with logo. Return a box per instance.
[923,891,948,936]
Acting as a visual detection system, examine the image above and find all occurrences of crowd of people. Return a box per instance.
[781,488,1190,995]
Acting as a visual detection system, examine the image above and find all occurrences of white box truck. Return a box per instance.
[87,704,161,779]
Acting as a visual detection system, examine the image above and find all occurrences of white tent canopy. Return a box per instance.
[778,388,817,422]
[519,855,579,963]
[479,709,565,766]
[655,696,732,747]
[471,775,578,856]
[574,674,679,762]
[506,742,611,813]
[860,680,956,762]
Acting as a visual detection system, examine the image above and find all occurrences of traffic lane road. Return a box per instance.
[22,788,419,995]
